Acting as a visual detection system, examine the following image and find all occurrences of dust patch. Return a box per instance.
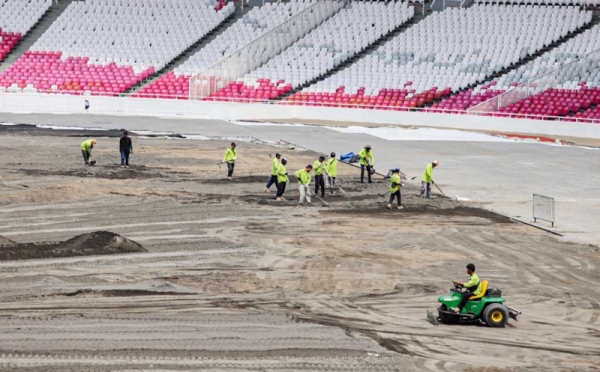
[0,236,15,247]
[0,231,146,261]
[325,205,513,224]
[18,165,166,180]
[200,175,271,185]
[62,289,194,297]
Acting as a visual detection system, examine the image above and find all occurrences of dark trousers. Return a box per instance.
[276,182,287,197]
[389,190,401,206]
[458,291,474,311]
[82,150,91,164]
[420,181,432,198]
[121,151,130,166]
[266,175,278,189]
[315,175,325,197]
[360,164,372,183]
[227,162,235,177]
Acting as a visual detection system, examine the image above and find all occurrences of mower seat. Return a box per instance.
[469,280,489,301]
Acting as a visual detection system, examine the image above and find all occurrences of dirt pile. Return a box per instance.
[0,231,146,260]
[0,236,14,247]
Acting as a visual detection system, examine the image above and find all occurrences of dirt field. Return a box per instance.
[0,130,599,371]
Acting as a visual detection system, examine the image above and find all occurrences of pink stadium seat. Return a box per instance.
[0,51,152,93]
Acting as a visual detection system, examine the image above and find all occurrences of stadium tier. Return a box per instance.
[137,0,317,99]
[0,0,598,122]
[0,0,52,62]
[206,0,414,102]
[0,0,233,94]
[287,4,591,109]
[436,21,599,113]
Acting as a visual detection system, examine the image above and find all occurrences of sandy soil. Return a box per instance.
[0,130,599,371]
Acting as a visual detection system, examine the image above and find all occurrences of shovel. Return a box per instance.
[308,186,330,207]
[432,180,446,197]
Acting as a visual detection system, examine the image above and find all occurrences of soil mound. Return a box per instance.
[0,231,146,261]
[0,236,14,247]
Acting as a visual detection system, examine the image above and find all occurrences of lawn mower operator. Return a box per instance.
[451,263,483,314]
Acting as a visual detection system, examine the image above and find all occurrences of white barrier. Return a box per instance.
[2,92,600,139]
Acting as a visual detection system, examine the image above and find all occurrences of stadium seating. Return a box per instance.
[138,0,317,99]
[0,0,52,62]
[287,4,591,109]
[207,0,414,102]
[441,23,600,116]
[0,0,233,94]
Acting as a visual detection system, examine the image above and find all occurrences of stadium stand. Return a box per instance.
[137,0,317,99]
[0,0,52,62]
[441,22,600,119]
[286,4,591,109]
[206,0,414,102]
[0,0,234,94]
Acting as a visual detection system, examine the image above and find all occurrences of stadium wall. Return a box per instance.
[1,93,600,139]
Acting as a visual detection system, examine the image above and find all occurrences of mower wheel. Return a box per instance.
[483,303,509,327]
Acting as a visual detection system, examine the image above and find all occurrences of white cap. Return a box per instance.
[433,160,439,165]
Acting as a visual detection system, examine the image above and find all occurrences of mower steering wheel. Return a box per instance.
[453,283,463,291]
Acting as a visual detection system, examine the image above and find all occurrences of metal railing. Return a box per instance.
[468,47,600,115]
[3,89,600,123]
[188,0,344,100]
[533,194,555,227]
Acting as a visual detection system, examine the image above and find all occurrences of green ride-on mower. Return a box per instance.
[435,280,521,327]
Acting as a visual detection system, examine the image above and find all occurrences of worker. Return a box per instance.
[451,263,483,314]
[325,152,338,194]
[275,158,289,201]
[264,153,281,193]
[387,168,403,210]
[80,139,97,166]
[295,164,313,206]
[313,155,326,198]
[223,142,237,180]
[359,145,374,183]
[420,160,439,198]
[119,131,133,168]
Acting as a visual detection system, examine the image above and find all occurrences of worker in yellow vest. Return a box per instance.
[359,145,374,183]
[387,168,403,210]
[325,152,338,194]
[264,153,281,193]
[295,164,313,206]
[80,139,97,165]
[313,155,326,198]
[420,160,439,198]
[275,158,289,201]
[223,142,237,180]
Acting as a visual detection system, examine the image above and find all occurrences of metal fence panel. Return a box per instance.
[533,194,555,227]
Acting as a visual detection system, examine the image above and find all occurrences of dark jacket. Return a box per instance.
[120,136,133,153]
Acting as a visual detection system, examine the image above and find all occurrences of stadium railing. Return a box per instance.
[2,89,600,123]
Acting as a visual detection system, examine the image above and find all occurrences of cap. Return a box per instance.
[365,145,372,150]
[330,152,336,157]
[393,167,400,172]
[319,155,325,160]
[281,158,288,165]
[231,142,237,146]
[275,152,281,157]
[433,160,439,165]
[91,139,97,145]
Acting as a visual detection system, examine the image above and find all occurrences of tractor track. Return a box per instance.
[0,133,599,371]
